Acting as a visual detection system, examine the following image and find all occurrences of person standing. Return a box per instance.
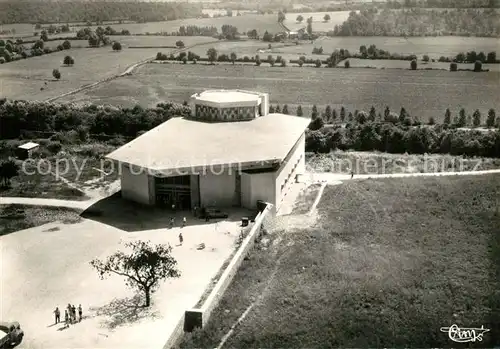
[64,310,70,328]
[71,305,77,323]
[179,232,183,246]
[170,217,175,228]
[351,170,354,179]
[78,304,82,322]
[54,307,60,324]
[182,217,186,227]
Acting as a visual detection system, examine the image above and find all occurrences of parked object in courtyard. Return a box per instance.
[0,321,24,349]
[201,207,228,219]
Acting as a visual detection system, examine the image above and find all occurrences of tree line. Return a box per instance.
[0,99,190,140]
[301,105,500,158]
[306,121,500,158]
[387,0,499,8]
[0,1,202,24]
[331,8,500,37]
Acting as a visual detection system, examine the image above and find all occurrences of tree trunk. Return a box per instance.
[144,287,151,307]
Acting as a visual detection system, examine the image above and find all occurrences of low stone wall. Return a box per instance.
[183,203,273,333]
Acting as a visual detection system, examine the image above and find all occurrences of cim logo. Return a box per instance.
[440,324,490,343]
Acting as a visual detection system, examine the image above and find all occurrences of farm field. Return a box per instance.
[42,39,89,50]
[58,63,500,123]
[184,40,308,61]
[290,36,500,58]
[283,11,352,32]
[82,14,285,36]
[179,175,500,348]
[0,36,215,101]
[110,35,217,48]
[339,58,500,72]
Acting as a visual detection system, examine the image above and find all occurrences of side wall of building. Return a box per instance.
[249,172,276,207]
[274,133,306,210]
[199,169,236,207]
[120,163,152,205]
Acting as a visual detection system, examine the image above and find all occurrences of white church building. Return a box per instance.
[106,89,310,214]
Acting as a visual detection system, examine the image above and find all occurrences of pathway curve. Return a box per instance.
[0,197,96,210]
[300,168,500,184]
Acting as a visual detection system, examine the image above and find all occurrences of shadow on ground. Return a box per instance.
[89,294,160,330]
[82,192,258,232]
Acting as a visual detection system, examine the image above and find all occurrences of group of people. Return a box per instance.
[53,304,82,328]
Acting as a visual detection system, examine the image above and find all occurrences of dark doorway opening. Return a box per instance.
[155,175,191,210]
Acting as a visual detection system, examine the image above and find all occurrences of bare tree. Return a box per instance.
[90,240,181,307]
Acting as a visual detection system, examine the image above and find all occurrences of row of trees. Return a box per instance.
[0,99,191,140]
[331,8,500,37]
[269,104,499,129]
[0,37,74,64]
[306,121,500,157]
[0,1,202,24]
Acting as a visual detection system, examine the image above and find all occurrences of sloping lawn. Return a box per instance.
[178,175,500,348]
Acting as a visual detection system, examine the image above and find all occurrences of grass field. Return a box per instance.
[83,14,286,36]
[283,11,352,32]
[287,36,500,58]
[179,175,500,348]
[0,36,215,101]
[59,63,500,123]
[0,205,81,236]
[339,58,500,72]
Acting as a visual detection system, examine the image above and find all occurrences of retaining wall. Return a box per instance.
[184,203,273,331]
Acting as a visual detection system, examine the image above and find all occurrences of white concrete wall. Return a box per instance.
[120,163,151,205]
[199,169,236,207]
[249,172,276,207]
[274,133,306,209]
[240,172,252,209]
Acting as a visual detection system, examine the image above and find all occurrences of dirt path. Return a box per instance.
[301,168,500,184]
[0,196,94,210]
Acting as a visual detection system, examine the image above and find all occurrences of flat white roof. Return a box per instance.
[18,142,39,150]
[192,90,262,104]
[106,114,310,171]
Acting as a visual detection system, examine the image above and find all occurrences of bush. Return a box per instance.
[474,60,482,72]
[176,40,185,48]
[281,59,287,67]
[344,60,350,68]
[0,57,5,64]
[315,59,321,68]
[410,59,417,70]
[450,62,458,71]
[112,42,122,51]
[52,69,61,80]
[57,44,64,51]
[63,55,74,66]
[182,57,187,64]
[298,59,304,67]
[47,141,62,154]
[422,55,430,62]
[192,59,197,64]
[62,40,71,50]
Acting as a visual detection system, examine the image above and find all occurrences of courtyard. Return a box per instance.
[0,198,253,349]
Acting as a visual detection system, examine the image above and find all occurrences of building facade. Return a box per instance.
[107,90,309,214]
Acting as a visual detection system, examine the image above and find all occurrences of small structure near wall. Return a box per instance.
[17,142,39,160]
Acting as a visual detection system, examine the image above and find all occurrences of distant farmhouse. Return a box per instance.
[106,90,310,214]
